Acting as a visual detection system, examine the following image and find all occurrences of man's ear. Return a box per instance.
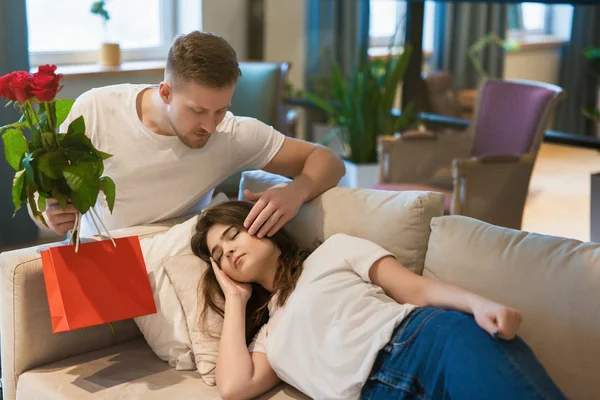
[158,81,173,104]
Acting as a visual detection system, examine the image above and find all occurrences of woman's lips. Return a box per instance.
[234,254,244,268]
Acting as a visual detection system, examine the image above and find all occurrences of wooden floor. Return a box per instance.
[522,143,600,242]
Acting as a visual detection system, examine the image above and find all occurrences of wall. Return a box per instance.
[503,46,563,84]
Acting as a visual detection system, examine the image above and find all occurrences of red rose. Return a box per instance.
[30,64,62,102]
[9,71,33,102]
[0,73,15,101]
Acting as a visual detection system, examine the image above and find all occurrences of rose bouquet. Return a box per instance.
[0,65,115,229]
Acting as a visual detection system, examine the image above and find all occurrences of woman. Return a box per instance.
[191,201,565,400]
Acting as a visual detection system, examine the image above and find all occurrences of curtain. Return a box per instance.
[555,5,600,137]
[0,0,39,247]
[433,2,507,90]
[304,0,369,140]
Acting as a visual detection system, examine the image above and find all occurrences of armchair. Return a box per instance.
[375,78,565,229]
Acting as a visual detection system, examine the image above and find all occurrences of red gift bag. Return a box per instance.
[41,235,157,333]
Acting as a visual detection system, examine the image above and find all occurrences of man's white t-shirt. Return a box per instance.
[59,84,285,237]
[249,234,417,400]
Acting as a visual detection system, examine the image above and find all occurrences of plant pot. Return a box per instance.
[338,159,379,189]
[99,43,121,67]
[312,123,345,157]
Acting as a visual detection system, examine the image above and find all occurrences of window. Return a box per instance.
[369,0,436,52]
[27,0,175,66]
[508,3,574,40]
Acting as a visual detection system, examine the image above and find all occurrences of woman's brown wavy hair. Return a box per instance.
[191,201,313,345]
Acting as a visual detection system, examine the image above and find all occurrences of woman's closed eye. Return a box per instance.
[216,229,239,264]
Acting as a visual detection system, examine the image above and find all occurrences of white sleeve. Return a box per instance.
[332,234,394,282]
[248,324,268,354]
[229,116,285,171]
[58,89,96,139]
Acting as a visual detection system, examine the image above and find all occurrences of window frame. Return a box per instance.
[28,0,177,67]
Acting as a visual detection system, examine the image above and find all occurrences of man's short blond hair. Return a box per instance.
[166,31,242,88]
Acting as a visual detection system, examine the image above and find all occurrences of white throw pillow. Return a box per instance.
[133,193,228,369]
[163,254,222,386]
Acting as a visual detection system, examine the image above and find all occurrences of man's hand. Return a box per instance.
[243,187,303,238]
[472,300,522,340]
[45,198,79,235]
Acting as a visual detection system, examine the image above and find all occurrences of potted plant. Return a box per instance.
[0,65,115,236]
[468,33,520,79]
[91,0,121,67]
[303,45,417,188]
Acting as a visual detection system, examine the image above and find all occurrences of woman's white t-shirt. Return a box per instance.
[249,234,417,400]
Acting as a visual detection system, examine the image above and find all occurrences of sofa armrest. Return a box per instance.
[0,220,184,399]
[451,154,535,229]
[379,130,473,189]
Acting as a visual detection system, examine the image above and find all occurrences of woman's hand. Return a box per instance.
[210,258,252,303]
[472,299,522,340]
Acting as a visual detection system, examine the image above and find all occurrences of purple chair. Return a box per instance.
[374,79,565,229]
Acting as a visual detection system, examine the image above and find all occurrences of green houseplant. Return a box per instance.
[91,0,121,66]
[583,46,600,121]
[302,44,416,166]
[0,65,115,230]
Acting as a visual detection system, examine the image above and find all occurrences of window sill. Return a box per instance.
[368,47,434,61]
[32,60,166,78]
[506,34,567,52]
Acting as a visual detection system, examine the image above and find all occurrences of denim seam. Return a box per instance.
[392,308,445,350]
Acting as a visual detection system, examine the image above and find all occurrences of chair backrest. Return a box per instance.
[423,71,464,119]
[471,79,565,157]
[230,61,290,133]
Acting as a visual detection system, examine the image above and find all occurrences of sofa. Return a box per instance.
[1,170,599,400]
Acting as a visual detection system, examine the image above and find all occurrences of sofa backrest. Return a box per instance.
[424,215,600,400]
[239,170,445,275]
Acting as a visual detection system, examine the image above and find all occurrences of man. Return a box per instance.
[34,31,345,238]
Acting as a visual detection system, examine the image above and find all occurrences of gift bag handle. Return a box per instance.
[69,207,117,253]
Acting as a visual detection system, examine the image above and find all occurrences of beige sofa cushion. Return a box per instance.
[240,170,444,274]
[424,215,600,400]
[17,338,307,400]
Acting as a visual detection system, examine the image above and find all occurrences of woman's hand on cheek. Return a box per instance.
[210,258,253,303]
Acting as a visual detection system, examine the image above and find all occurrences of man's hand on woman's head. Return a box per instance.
[243,186,303,238]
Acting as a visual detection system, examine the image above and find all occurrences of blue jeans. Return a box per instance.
[361,307,566,400]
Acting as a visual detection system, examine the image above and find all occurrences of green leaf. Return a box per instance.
[96,150,113,160]
[583,107,600,121]
[63,162,97,192]
[12,170,25,213]
[64,149,96,163]
[2,128,28,170]
[30,128,43,151]
[66,115,86,137]
[55,99,75,129]
[0,122,24,135]
[35,167,52,195]
[100,176,116,213]
[22,150,40,186]
[63,162,100,214]
[70,186,98,215]
[302,91,338,117]
[51,181,70,209]
[38,195,47,214]
[41,131,56,151]
[37,151,69,179]
[392,101,416,133]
